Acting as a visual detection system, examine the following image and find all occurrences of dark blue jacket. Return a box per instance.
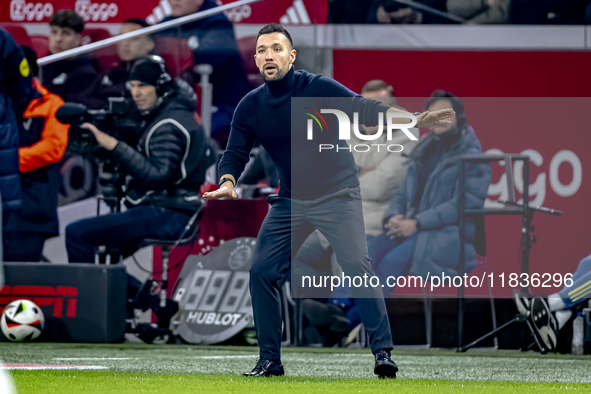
[218,67,391,199]
[160,0,250,110]
[0,27,33,211]
[383,126,492,278]
[40,53,102,109]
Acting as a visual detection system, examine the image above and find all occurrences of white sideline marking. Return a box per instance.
[1,364,108,370]
[53,358,133,360]
[193,356,255,359]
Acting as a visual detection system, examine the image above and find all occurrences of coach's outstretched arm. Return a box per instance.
[385,107,456,128]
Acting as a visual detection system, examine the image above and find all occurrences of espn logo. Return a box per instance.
[0,286,78,318]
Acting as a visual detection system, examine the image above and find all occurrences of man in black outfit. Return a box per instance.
[204,24,454,378]
[66,56,210,264]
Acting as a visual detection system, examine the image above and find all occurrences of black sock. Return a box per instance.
[263,356,281,364]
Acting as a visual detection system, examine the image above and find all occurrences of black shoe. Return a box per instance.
[374,349,398,379]
[530,298,558,353]
[242,358,285,377]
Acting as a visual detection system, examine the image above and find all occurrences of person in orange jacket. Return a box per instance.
[2,46,69,262]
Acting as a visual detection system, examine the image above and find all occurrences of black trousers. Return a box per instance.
[250,187,394,360]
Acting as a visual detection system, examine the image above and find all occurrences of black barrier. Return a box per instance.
[0,263,127,343]
[173,238,256,344]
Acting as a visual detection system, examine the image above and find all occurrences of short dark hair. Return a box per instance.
[256,23,293,48]
[123,18,150,28]
[121,18,153,40]
[49,9,85,33]
[361,80,394,96]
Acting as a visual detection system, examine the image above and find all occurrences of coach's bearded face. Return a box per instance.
[255,32,296,82]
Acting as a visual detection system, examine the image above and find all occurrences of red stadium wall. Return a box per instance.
[1,0,325,25]
[333,50,591,98]
[335,50,591,297]
[3,0,589,299]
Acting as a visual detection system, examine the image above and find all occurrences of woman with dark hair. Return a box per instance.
[321,90,491,345]
[366,90,491,293]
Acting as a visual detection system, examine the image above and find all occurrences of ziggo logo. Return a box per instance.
[485,149,582,208]
[75,0,118,22]
[10,0,53,21]
[215,0,252,23]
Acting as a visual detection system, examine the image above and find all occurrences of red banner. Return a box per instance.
[334,49,591,297]
[0,0,326,24]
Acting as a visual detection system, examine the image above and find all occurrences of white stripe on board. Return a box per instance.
[53,358,133,360]
[192,356,255,359]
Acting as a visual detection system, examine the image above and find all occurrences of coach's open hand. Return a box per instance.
[416,108,455,128]
[203,181,238,199]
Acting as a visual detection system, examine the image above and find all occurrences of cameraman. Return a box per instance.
[65,55,209,264]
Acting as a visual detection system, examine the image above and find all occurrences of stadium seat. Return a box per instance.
[81,28,112,45]
[30,35,49,58]
[237,36,263,89]
[82,28,118,72]
[420,216,498,349]
[153,36,194,78]
[127,200,206,343]
[1,24,33,48]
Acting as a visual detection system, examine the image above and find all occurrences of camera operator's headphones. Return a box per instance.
[150,55,174,97]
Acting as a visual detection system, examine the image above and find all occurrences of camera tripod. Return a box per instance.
[455,154,562,352]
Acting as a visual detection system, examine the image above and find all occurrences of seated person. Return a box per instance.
[366,90,491,292]
[510,0,589,24]
[41,9,102,108]
[65,56,209,267]
[351,80,418,239]
[3,46,69,262]
[96,19,155,104]
[158,0,250,147]
[446,0,510,24]
[370,0,421,24]
[326,91,491,338]
[240,147,279,196]
[372,0,452,24]
[515,253,591,353]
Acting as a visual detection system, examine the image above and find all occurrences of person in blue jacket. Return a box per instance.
[368,90,492,292]
[322,90,491,342]
[0,27,33,214]
[159,0,250,147]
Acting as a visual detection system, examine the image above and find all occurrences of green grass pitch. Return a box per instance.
[2,343,590,393]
